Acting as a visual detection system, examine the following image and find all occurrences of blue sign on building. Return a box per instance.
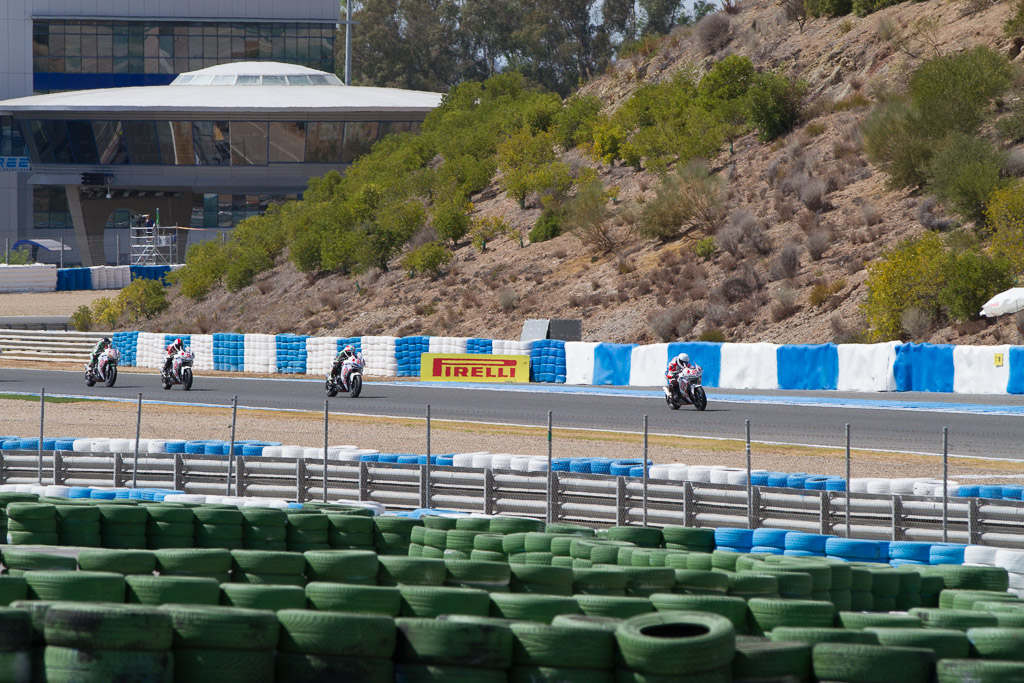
[0,157,30,171]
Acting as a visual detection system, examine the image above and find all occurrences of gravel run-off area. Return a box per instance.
[0,395,1020,485]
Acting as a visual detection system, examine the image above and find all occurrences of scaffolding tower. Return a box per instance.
[129,217,178,265]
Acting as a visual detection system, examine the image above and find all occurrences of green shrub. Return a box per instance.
[529,209,563,243]
[552,95,603,150]
[170,238,228,301]
[746,71,806,142]
[400,241,452,278]
[698,55,757,127]
[926,134,1007,227]
[4,247,32,265]
[864,232,947,340]
[1006,0,1024,39]
[852,0,900,17]
[988,182,1024,272]
[939,246,1015,322]
[469,216,511,252]
[70,305,93,332]
[698,328,726,342]
[90,297,123,329]
[637,161,723,240]
[431,196,472,243]
[116,278,169,323]
[496,129,558,208]
[563,177,615,253]
[694,236,716,259]
[810,0,853,17]
[997,99,1024,143]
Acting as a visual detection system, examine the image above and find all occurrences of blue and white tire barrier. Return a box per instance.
[244,334,277,374]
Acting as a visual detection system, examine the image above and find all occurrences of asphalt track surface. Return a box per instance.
[2,368,1024,461]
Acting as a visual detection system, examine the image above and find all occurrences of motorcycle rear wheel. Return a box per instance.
[105,366,118,388]
[692,386,707,411]
[348,374,362,398]
[181,368,193,391]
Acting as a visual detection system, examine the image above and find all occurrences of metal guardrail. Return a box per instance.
[1,449,1020,549]
[0,328,100,362]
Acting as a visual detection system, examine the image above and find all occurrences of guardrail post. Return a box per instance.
[642,415,649,528]
[819,491,831,535]
[546,410,553,524]
[173,454,183,491]
[234,456,245,498]
[37,388,45,484]
[419,465,428,509]
[225,395,237,496]
[358,461,368,502]
[683,482,695,527]
[845,423,851,538]
[52,451,62,485]
[0,450,6,484]
[615,476,627,526]
[745,419,752,528]
[425,404,431,510]
[942,426,949,543]
[968,498,981,545]
[323,400,330,504]
[132,393,142,489]
[295,457,306,503]
[891,494,904,541]
[748,486,761,529]
[483,468,494,515]
[112,453,122,488]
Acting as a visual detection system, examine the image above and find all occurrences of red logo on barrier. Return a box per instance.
[432,357,520,379]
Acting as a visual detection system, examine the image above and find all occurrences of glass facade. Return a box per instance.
[33,186,72,229]
[19,118,421,166]
[0,116,28,157]
[32,20,336,92]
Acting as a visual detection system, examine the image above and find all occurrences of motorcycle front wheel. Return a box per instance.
[692,386,707,411]
[348,374,362,398]
[105,365,118,388]
[85,372,96,388]
[325,379,338,398]
[162,376,172,390]
[181,368,193,391]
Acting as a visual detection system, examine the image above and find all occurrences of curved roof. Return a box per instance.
[0,62,443,115]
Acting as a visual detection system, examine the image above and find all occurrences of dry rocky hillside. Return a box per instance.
[148,0,1023,345]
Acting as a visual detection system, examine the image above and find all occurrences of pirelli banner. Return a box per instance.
[421,353,530,383]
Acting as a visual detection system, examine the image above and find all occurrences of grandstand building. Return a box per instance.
[0,1,442,266]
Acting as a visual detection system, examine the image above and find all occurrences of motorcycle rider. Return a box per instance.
[332,344,357,388]
[163,337,184,376]
[89,337,112,372]
[666,352,693,395]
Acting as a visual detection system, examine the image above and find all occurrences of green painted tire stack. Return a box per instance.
[78,549,156,575]
[284,512,329,553]
[937,659,1024,682]
[649,593,749,634]
[732,635,812,683]
[509,619,615,683]
[162,604,279,683]
[11,599,50,680]
[126,575,222,606]
[572,567,628,596]
[373,517,422,556]
[194,507,244,550]
[230,550,306,586]
[811,643,936,683]
[325,514,375,550]
[25,570,125,603]
[489,594,581,622]
[7,503,57,546]
[661,526,715,552]
[276,610,394,683]
[394,616,512,683]
[925,565,1009,593]
[509,564,574,596]
[849,566,874,611]
[156,548,233,584]
[54,504,100,547]
[837,612,923,629]
[671,569,729,595]
[894,567,924,610]
[0,577,28,607]
[377,556,446,587]
[575,595,654,619]
[304,549,378,584]
[1,548,76,577]
[220,583,306,611]
[444,558,511,592]
[866,627,970,659]
[399,586,491,618]
[0,608,31,683]
[614,611,736,681]
[240,508,287,551]
[747,598,835,636]
[908,607,999,630]
[304,582,401,615]
[145,505,195,549]
[97,504,148,549]
[43,603,173,683]
[768,627,879,645]
[471,534,508,563]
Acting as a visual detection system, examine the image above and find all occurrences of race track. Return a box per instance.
[2,367,1023,461]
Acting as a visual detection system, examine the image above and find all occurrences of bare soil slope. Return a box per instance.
[147,0,1022,345]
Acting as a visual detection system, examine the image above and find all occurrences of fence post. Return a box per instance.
[942,426,949,543]
[683,482,695,527]
[112,453,122,487]
[891,495,904,541]
[546,410,553,524]
[295,458,306,503]
[968,498,980,544]
[234,456,245,497]
[37,388,45,484]
[358,461,368,502]
[819,490,831,535]
[52,450,62,485]
[173,454,183,491]
[749,486,761,529]
[616,476,626,526]
[642,415,649,528]
[845,423,851,538]
[225,395,237,496]
[132,393,142,489]
[323,400,329,503]
[483,468,494,515]
[745,419,752,529]
[425,405,432,509]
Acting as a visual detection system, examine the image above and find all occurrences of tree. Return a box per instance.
[989,182,1024,273]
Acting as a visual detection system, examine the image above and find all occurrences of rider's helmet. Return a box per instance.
[674,353,690,368]
[174,338,182,348]
[341,344,355,359]
[101,337,111,347]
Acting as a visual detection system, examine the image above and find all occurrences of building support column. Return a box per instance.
[65,184,105,267]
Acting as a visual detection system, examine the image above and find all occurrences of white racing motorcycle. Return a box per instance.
[326,353,364,398]
[161,348,194,391]
[85,348,120,387]
[664,364,707,411]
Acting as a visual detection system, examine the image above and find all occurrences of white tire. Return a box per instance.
[490,455,513,470]
[511,456,532,472]
[148,440,168,454]
[72,439,94,453]
[452,454,475,468]
[526,458,548,472]
[44,485,70,498]
[281,446,305,459]
[471,454,494,469]
[995,549,1024,574]
[964,545,998,566]
[866,480,891,495]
